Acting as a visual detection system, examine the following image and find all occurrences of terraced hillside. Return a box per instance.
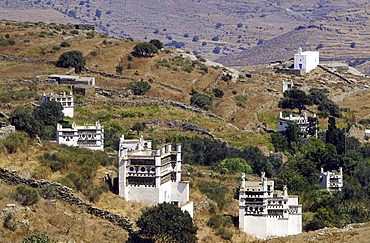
[217,3,370,73]
[0,0,368,62]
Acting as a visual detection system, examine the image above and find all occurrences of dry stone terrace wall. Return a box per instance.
[0,167,134,232]
[0,54,56,65]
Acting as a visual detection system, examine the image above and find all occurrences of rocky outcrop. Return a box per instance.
[0,167,133,232]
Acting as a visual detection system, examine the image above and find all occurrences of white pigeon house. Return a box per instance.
[294,47,319,73]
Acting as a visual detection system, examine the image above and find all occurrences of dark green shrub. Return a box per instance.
[235,95,247,108]
[190,93,212,110]
[3,212,17,231]
[304,218,326,231]
[37,184,59,199]
[207,214,233,229]
[181,65,193,73]
[200,64,208,73]
[116,65,123,73]
[128,81,151,95]
[22,233,51,243]
[213,88,224,98]
[91,50,98,56]
[215,227,233,240]
[60,42,70,47]
[70,30,79,35]
[197,181,229,210]
[9,185,40,206]
[232,90,237,95]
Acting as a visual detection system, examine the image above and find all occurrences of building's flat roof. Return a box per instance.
[49,75,80,79]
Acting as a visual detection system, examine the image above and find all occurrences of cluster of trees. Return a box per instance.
[273,86,370,230]
[279,88,340,117]
[133,39,163,57]
[182,136,282,177]
[9,101,64,140]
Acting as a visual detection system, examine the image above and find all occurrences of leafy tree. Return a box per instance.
[129,81,151,95]
[213,88,224,98]
[214,158,252,174]
[309,88,330,105]
[135,202,197,243]
[270,132,288,152]
[190,93,212,110]
[149,39,163,49]
[317,99,341,118]
[56,50,86,73]
[33,101,64,126]
[9,106,41,138]
[133,42,158,57]
[278,89,312,113]
[326,117,345,154]
[131,122,145,135]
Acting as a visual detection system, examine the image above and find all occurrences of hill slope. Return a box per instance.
[217,3,370,73]
[0,0,368,62]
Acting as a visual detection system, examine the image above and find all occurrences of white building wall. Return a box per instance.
[266,218,289,238]
[243,216,268,239]
[63,106,74,118]
[181,201,194,218]
[127,186,160,204]
[294,48,319,73]
[288,214,303,236]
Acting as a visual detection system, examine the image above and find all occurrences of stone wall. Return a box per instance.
[0,167,133,232]
[276,68,304,76]
[0,54,56,65]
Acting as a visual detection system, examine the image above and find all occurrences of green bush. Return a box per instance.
[91,50,99,56]
[70,30,79,35]
[235,95,247,108]
[181,65,193,73]
[60,42,70,47]
[213,88,224,98]
[9,185,40,206]
[128,81,151,95]
[304,218,325,231]
[197,181,229,210]
[213,158,252,174]
[3,212,17,231]
[215,227,233,240]
[37,184,59,199]
[200,64,208,73]
[22,233,51,243]
[190,93,212,110]
[207,214,233,229]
